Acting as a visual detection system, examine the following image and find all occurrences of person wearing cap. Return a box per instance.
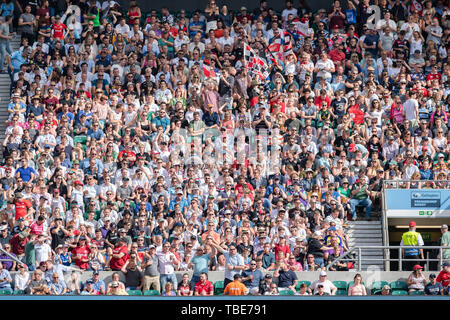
[436,261,450,292]
[424,273,443,295]
[400,221,424,271]
[80,278,100,295]
[439,224,450,261]
[407,264,427,293]
[224,273,248,296]
[310,271,337,295]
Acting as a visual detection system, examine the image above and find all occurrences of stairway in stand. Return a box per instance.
[345,220,385,271]
[0,34,22,163]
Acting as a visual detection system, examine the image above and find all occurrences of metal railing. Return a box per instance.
[382,180,450,189]
[326,246,448,271]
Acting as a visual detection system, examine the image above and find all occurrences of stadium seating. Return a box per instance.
[408,291,425,295]
[0,289,12,295]
[144,290,160,296]
[391,290,408,295]
[389,281,408,293]
[371,281,389,295]
[127,290,143,296]
[214,281,224,295]
[279,289,295,295]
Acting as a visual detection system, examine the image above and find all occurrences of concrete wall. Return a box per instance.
[8,270,435,290]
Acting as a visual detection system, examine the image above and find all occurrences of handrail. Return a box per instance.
[326,246,446,271]
[382,179,450,189]
[0,247,26,268]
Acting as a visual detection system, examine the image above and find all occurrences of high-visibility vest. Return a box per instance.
[402,231,419,256]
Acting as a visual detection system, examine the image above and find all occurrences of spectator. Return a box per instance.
[142,245,160,293]
[194,272,214,296]
[436,261,450,292]
[424,273,443,295]
[162,281,177,296]
[310,271,337,295]
[177,273,194,296]
[156,241,180,291]
[0,261,12,293]
[224,273,247,296]
[348,273,367,296]
[407,264,427,293]
[210,240,245,287]
[242,259,264,295]
[121,253,144,291]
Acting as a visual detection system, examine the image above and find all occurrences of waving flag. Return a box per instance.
[244,44,270,81]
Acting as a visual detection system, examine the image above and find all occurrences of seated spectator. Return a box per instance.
[177,273,194,296]
[162,281,177,296]
[424,273,443,295]
[106,272,126,294]
[224,273,247,296]
[107,281,129,296]
[194,272,214,296]
[310,271,337,295]
[407,265,427,293]
[348,273,367,296]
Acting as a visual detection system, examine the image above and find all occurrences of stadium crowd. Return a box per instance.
[0,0,449,296]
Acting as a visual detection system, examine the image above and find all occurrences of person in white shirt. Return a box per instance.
[115,17,130,38]
[310,271,338,295]
[314,51,335,82]
[403,90,419,128]
[156,241,180,290]
[34,234,52,265]
[282,0,298,21]
[375,11,397,34]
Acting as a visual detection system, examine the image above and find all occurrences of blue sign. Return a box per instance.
[385,189,450,218]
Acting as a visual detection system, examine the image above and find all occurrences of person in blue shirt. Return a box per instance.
[57,104,74,125]
[188,13,204,38]
[10,49,27,73]
[0,0,14,17]
[26,96,45,121]
[169,191,189,215]
[16,157,36,183]
[189,246,213,287]
[152,111,171,133]
[242,259,264,293]
[87,122,105,143]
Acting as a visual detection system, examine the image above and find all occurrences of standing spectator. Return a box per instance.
[106,237,129,271]
[0,15,12,74]
[142,245,160,293]
[241,259,264,295]
[156,241,179,291]
[210,240,245,287]
[273,262,298,292]
[120,253,144,291]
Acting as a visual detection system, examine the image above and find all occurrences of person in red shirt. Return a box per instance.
[348,101,365,125]
[9,231,29,259]
[436,262,450,290]
[51,15,67,41]
[13,192,34,224]
[194,272,214,296]
[29,216,46,235]
[274,236,291,260]
[314,89,332,107]
[234,175,254,198]
[107,237,129,271]
[72,237,91,270]
[328,42,346,68]
[426,65,442,86]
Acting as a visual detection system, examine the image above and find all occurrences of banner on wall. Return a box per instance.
[385,189,450,218]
